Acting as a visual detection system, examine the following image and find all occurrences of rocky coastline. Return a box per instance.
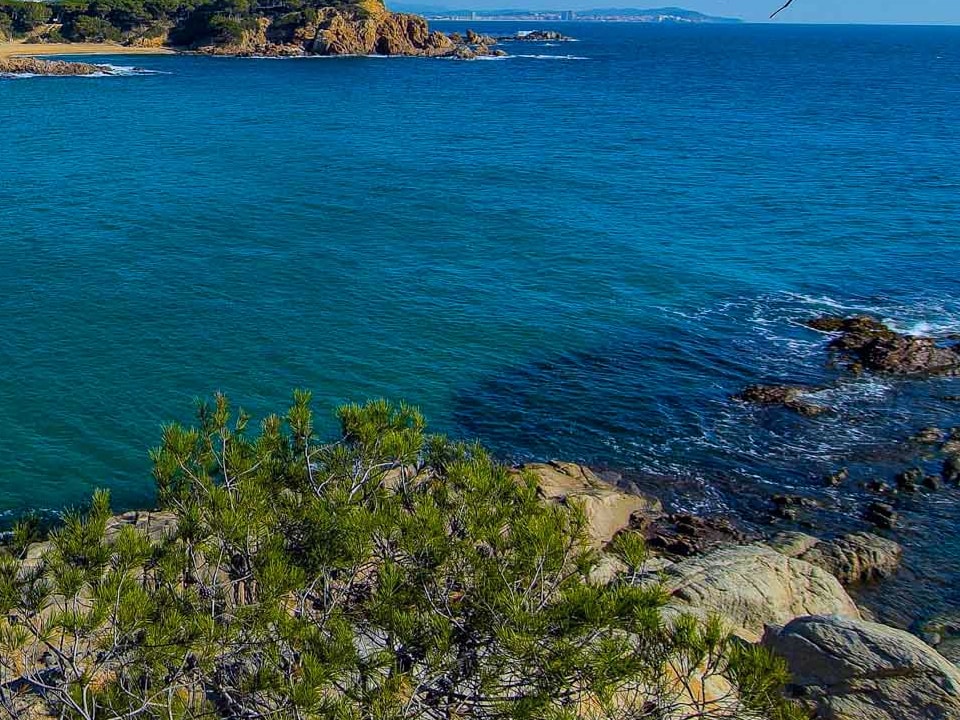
[45,456,958,720]
[514,460,960,719]
[0,55,114,75]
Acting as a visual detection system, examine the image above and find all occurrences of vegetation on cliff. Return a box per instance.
[0,394,803,719]
[0,0,495,56]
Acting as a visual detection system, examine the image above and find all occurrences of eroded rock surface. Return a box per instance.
[764,615,960,720]
[662,545,860,640]
[521,461,663,547]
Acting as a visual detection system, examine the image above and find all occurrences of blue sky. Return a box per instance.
[689,0,960,23]
[441,1,960,23]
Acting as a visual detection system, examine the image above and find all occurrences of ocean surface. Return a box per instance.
[1,22,959,625]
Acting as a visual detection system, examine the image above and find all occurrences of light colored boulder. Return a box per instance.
[772,531,902,585]
[663,545,860,641]
[105,510,179,543]
[521,461,662,547]
[763,615,960,720]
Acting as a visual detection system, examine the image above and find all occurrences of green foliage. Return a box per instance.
[68,13,122,40]
[0,394,804,720]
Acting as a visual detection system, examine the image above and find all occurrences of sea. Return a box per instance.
[1,21,959,626]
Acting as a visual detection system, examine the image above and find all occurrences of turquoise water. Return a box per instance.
[1,23,959,622]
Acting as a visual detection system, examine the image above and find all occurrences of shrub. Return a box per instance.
[0,394,805,720]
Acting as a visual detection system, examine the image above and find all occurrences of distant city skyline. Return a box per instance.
[409,1,960,24]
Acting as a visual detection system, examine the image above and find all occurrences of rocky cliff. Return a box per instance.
[193,0,503,58]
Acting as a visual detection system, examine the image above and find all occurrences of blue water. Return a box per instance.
[1,22,959,623]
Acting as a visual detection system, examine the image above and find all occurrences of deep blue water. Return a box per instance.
[1,22,959,623]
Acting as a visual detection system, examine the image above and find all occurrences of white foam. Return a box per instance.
[514,54,588,60]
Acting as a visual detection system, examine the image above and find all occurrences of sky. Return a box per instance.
[687,0,960,24]
[436,0,960,23]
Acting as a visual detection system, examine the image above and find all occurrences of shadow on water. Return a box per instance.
[451,293,960,627]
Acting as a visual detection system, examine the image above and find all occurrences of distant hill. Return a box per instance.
[391,4,741,22]
[573,6,740,22]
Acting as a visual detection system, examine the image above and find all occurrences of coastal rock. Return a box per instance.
[105,510,179,542]
[775,532,903,585]
[763,615,960,720]
[189,1,496,59]
[825,468,849,487]
[735,384,827,416]
[0,56,109,76]
[643,512,752,558]
[520,461,663,547]
[662,545,860,640]
[312,5,457,57]
[913,426,946,444]
[944,455,960,483]
[914,613,960,666]
[499,29,573,42]
[865,501,898,529]
[808,314,960,376]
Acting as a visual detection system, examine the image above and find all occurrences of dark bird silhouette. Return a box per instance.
[770,0,795,18]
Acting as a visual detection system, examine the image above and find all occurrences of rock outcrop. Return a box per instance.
[662,545,860,641]
[808,314,960,376]
[763,615,960,720]
[521,461,663,547]
[642,512,753,558]
[0,56,110,76]
[771,531,902,585]
[192,2,504,58]
[734,383,827,416]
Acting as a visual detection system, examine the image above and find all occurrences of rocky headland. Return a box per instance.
[189,3,507,58]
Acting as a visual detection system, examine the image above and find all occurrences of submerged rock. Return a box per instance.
[764,615,960,720]
[734,384,827,416]
[914,613,960,667]
[865,501,898,530]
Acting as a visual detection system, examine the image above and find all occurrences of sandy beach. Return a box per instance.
[0,40,175,58]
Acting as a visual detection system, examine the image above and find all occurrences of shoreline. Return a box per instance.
[0,41,176,58]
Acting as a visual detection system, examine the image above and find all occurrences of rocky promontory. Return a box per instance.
[188,0,506,58]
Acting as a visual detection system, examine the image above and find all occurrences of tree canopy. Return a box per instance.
[0,394,804,719]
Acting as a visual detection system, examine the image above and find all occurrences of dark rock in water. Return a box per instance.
[734,384,827,417]
[913,426,946,444]
[944,456,960,484]
[865,479,894,495]
[895,468,924,493]
[925,474,943,491]
[913,613,960,666]
[942,429,960,456]
[643,512,753,558]
[807,314,960,376]
[500,29,574,42]
[865,501,898,529]
[825,468,849,487]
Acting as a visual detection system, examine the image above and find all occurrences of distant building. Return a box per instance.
[561,10,575,20]
[470,10,478,20]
